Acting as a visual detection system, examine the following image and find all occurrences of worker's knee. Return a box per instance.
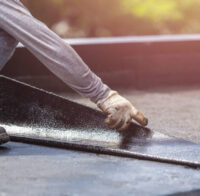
[0,30,18,70]
[0,30,18,48]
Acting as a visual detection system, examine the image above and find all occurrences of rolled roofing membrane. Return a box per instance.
[2,124,120,147]
[0,75,200,169]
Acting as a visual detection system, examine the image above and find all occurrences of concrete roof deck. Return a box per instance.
[1,76,200,195]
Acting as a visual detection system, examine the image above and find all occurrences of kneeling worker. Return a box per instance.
[0,0,148,145]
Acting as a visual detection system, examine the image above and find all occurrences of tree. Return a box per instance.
[21,0,200,37]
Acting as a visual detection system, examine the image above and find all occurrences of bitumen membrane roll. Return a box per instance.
[1,75,200,169]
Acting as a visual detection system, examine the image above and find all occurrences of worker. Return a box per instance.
[0,0,148,145]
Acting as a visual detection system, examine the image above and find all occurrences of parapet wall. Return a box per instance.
[2,35,200,91]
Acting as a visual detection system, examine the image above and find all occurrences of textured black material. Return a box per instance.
[10,135,200,169]
[1,75,200,169]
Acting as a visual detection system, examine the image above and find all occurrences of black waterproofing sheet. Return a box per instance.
[0,75,200,169]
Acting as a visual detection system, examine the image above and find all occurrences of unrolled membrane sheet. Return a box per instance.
[0,75,200,168]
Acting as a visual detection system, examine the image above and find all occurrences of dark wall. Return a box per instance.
[2,36,200,91]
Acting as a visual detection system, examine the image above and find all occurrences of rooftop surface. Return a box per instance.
[0,141,200,196]
[1,82,200,195]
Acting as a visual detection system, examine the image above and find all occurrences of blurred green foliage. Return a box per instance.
[22,0,200,38]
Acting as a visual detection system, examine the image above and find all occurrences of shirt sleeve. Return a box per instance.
[0,0,110,103]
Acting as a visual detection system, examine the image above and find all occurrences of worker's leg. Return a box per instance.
[0,127,9,145]
[0,30,17,144]
[0,29,18,71]
[0,0,110,103]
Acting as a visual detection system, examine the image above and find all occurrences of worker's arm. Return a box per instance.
[0,0,148,130]
[0,0,110,103]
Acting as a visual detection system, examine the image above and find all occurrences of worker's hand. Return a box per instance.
[97,91,148,131]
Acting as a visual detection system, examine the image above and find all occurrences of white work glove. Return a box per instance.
[97,91,148,131]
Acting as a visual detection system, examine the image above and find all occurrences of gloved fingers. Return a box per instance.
[104,114,116,128]
[118,121,130,131]
[110,118,124,130]
[104,113,126,130]
[104,107,117,115]
[105,111,133,131]
[131,109,148,126]
[105,114,122,129]
[104,116,111,126]
[98,90,148,128]
[117,112,132,131]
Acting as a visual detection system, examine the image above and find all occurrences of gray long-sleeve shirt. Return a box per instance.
[0,0,110,103]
